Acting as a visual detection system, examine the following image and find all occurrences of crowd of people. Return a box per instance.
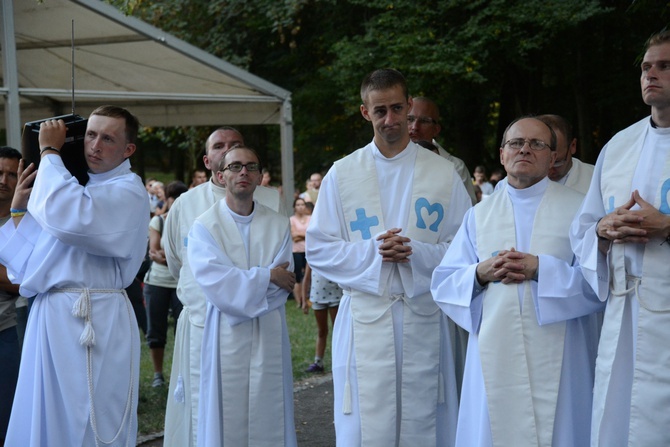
[1,30,670,447]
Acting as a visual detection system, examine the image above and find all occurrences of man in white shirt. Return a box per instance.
[163,127,281,446]
[432,116,603,447]
[570,30,670,446]
[306,68,471,446]
[188,146,296,446]
[0,106,149,446]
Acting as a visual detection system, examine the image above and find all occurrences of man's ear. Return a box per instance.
[216,169,225,185]
[360,104,371,122]
[569,138,577,155]
[123,143,137,158]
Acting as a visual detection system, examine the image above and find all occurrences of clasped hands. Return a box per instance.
[476,248,539,285]
[377,228,412,263]
[596,190,670,245]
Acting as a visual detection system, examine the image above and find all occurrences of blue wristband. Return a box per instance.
[10,208,27,214]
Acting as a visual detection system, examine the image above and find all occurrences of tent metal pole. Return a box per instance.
[1,0,22,148]
[280,97,295,215]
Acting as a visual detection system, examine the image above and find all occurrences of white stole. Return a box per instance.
[476,182,580,447]
[564,158,594,195]
[335,144,454,446]
[178,183,225,327]
[179,183,281,328]
[197,201,288,446]
[596,117,670,446]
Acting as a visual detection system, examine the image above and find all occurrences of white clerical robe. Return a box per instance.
[306,141,471,447]
[163,180,281,447]
[432,178,603,447]
[570,117,670,447]
[188,200,296,447]
[560,157,595,195]
[0,156,149,447]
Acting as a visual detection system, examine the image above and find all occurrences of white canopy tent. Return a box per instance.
[0,0,294,207]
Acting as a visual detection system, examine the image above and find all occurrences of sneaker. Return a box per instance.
[305,362,324,373]
[152,372,165,387]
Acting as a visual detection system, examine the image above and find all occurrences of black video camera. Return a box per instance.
[21,114,89,186]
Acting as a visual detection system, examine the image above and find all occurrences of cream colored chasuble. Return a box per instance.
[335,145,454,446]
[197,201,288,446]
[475,181,578,447]
[596,117,670,446]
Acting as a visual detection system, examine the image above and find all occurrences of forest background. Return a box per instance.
[110,0,670,186]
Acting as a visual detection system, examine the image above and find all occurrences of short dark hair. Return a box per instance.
[500,115,557,151]
[0,146,22,161]
[360,69,408,104]
[90,105,140,144]
[645,30,670,52]
[537,114,573,144]
[218,146,262,172]
[165,180,188,200]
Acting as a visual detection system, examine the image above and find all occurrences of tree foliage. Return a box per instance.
[110,0,670,182]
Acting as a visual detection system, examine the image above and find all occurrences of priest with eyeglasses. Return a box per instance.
[431,116,604,447]
[186,146,297,446]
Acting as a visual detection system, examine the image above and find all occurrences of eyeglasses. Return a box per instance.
[408,115,437,125]
[220,162,260,173]
[503,138,552,151]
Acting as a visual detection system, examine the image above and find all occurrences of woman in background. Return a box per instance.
[289,198,311,310]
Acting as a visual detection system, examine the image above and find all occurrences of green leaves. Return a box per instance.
[108,0,670,182]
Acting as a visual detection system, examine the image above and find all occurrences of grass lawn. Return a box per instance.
[137,298,332,436]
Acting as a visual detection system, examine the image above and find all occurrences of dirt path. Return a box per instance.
[293,373,336,446]
[137,373,336,446]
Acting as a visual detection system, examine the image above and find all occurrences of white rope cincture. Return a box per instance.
[71,289,95,346]
[59,288,136,447]
[612,274,668,313]
[611,275,640,298]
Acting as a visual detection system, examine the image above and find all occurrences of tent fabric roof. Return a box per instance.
[0,0,295,207]
[2,0,291,126]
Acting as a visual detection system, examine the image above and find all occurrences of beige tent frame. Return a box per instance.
[0,0,294,207]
